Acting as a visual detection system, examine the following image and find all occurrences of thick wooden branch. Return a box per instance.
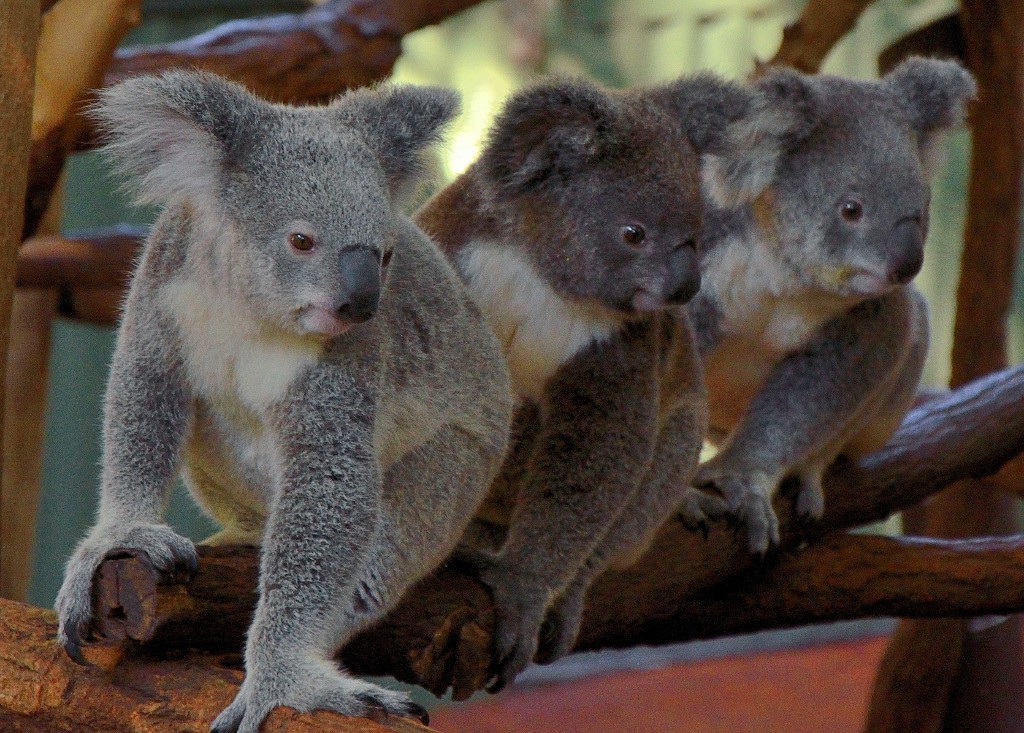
[767,0,874,73]
[78,365,1024,698]
[0,597,433,732]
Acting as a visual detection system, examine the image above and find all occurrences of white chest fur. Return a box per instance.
[459,242,621,403]
[160,279,323,414]
[702,234,854,431]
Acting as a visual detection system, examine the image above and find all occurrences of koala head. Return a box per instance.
[478,76,744,315]
[94,71,459,338]
[700,57,975,299]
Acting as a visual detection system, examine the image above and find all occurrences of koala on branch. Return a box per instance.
[678,57,977,553]
[53,71,514,732]
[415,73,765,689]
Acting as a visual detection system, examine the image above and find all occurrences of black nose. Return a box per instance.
[338,250,381,323]
[667,245,701,304]
[887,219,924,285]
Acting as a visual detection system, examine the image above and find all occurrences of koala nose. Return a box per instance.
[887,219,925,285]
[666,244,702,304]
[337,250,381,324]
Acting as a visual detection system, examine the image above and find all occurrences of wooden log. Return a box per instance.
[79,364,1024,699]
[0,597,433,732]
[0,0,42,605]
[767,0,874,73]
[0,289,58,601]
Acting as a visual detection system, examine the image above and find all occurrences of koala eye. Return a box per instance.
[840,200,864,223]
[622,224,646,247]
[381,250,393,268]
[288,232,316,253]
[679,238,697,251]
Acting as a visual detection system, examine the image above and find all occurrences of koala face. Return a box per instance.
[700,57,975,299]
[94,71,459,337]
[480,81,708,315]
[771,101,932,298]
[219,119,395,337]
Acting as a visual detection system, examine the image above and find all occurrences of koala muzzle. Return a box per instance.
[667,245,702,305]
[887,219,925,285]
[337,250,382,324]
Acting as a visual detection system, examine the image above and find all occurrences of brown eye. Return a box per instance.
[622,224,646,246]
[381,250,393,268]
[289,232,315,252]
[840,200,864,222]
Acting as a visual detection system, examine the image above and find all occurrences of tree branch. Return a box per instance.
[0,597,432,732]
[76,364,1024,699]
[767,0,874,73]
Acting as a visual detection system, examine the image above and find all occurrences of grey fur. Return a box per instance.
[416,75,728,687]
[54,71,513,732]
[673,57,974,553]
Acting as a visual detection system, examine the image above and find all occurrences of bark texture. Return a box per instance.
[0,598,432,732]
[0,0,42,603]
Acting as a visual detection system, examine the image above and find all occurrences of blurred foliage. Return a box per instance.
[31,0,1017,611]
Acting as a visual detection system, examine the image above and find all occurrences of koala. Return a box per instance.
[415,74,749,689]
[52,71,514,732]
[674,57,976,553]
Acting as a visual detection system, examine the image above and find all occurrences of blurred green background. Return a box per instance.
[28,0,1003,637]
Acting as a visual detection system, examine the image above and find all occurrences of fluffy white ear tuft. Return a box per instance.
[91,70,261,207]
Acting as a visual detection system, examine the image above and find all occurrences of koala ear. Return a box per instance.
[884,56,976,134]
[92,70,260,206]
[338,84,461,190]
[646,73,754,155]
[480,78,618,198]
[702,67,819,209]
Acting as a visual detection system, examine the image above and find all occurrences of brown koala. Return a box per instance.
[415,74,749,689]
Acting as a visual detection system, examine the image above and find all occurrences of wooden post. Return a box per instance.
[865,2,1024,731]
[0,1,43,599]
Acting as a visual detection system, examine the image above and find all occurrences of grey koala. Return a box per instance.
[52,71,514,732]
[416,75,755,689]
[674,57,976,553]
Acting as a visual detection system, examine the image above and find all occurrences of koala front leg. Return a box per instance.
[472,327,661,690]
[212,375,428,733]
[54,291,195,662]
[536,384,710,664]
[696,290,925,554]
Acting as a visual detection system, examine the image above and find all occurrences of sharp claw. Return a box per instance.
[62,627,92,667]
[484,674,506,694]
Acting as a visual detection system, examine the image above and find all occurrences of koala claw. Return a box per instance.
[212,669,421,733]
[694,461,781,554]
[55,523,197,663]
[677,487,729,537]
[455,547,547,693]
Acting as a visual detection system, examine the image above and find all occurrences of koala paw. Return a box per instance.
[211,661,428,733]
[676,487,730,538]
[534,585,587,665]
[694,459,781,555]
[55,523,197,663]
[454,548,549,693]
